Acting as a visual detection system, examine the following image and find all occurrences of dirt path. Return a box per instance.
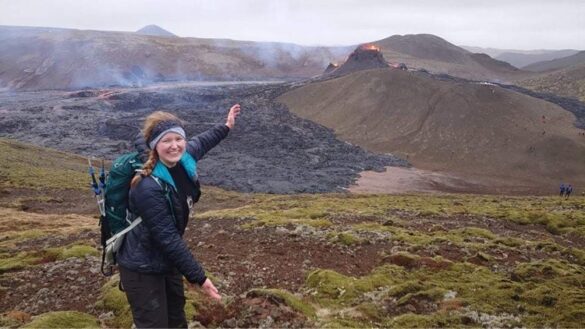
[349,166,485,194]
[348,166,554,195]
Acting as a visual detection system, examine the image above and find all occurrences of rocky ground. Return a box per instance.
[0,81,406,193]
[1,188,584,328]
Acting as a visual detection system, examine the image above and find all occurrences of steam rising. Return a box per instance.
[0,26,352,91]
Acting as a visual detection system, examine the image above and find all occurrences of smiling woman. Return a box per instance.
[157,132,187,167]
[117,104,241,328]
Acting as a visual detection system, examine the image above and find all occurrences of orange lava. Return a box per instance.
[359,44,380,51]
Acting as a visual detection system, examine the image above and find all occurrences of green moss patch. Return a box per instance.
[22,311,99,328]
[0,243,96,273]
[247,288,317,318]
[60,245,99,259]
[327,231,361,246]
[184,285,215,320]
[95,275,133,329]
[306,265,404,306]
[456,227,497,240]
[0,252,41,273]
[382,252,452,271]
[511,259,583,283]
[18,244,99,265]
[396,287,449,306]
[0,229,47,249]
[385,312,472,328]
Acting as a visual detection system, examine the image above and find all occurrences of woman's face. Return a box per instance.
[156,132,186,167]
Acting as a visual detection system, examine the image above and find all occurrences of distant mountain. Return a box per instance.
[135,24,176,37]
[460,45,511,58]
[278,68,585,192]
[462,45,574,57]
[497,50,579,69]
[523,51,585,72]
[373,34,520,82]
[0,25,349,90]
[461,46,580,68]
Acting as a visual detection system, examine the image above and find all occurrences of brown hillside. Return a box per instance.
[372,34,522,82]
[375,34,467,64]
[0,26,348,90]
[517,63,585,102]
[278,68,585,193]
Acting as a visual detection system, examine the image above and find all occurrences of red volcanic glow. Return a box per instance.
[360,44,380,51]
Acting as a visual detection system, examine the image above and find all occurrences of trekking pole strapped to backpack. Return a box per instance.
[99,159,107,192]
[88,158,106,217]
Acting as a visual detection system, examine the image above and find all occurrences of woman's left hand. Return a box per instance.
[200,278,222,301]
[225,104,241,129]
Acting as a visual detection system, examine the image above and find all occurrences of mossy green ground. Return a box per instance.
[196,192,585,327]
[198,193,585,236]
[304,259,584,327]
[247,288,317,318]
[22,311,99,328]
[0,138,88,190]
[0,243,98,273]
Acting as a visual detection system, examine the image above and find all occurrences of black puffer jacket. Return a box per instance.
[117,124,229,284]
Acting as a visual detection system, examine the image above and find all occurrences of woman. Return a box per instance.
[117,104,241,328]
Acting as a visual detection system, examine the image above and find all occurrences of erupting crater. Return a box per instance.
[326,43,389,76]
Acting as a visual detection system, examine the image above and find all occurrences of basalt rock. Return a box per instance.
[0,82,407,193]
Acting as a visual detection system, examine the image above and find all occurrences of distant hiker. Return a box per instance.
[117,104,241,328]
[560,183,566,196]
[566,184,573,198]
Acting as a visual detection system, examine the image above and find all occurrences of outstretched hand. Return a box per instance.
[225,104,241,130]
[201,278,221,301]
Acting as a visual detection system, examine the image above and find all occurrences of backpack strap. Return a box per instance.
[152,176,177,225]
[101,216,143,276]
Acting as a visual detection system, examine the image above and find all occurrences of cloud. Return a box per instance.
[0,0,583,49]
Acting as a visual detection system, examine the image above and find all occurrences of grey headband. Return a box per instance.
[148,126,186,149]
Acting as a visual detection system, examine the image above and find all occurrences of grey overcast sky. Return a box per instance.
[1,0,584,50]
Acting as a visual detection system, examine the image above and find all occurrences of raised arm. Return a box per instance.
[187,104,241,160]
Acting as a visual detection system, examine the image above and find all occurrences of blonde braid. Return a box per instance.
[130,150,158,188]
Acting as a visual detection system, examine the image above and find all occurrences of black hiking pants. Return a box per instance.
[119,266,187,328]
